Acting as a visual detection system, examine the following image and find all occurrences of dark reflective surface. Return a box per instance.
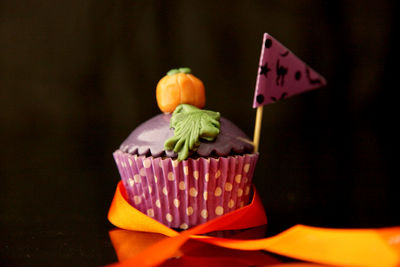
[1,0,398,266]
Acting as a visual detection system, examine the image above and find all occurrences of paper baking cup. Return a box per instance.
[113,150,258,229]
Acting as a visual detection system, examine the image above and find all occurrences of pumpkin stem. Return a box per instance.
[167,68,192,76]
[179,67,191,74]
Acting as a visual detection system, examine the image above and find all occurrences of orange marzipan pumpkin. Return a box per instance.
[156,68,205,113]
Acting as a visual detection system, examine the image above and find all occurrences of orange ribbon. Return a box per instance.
[108,182,400,267]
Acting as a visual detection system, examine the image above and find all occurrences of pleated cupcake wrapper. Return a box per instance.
[113,150,258,229]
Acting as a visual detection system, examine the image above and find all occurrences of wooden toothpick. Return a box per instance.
[253,106,263,153]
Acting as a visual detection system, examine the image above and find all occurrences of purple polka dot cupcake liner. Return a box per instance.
[113,150,258,229]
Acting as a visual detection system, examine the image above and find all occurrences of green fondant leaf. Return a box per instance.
[165,104,220,161]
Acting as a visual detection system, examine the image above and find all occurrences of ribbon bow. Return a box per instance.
[107,182,400,267]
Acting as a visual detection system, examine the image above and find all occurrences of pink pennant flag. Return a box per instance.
[253,33,327,108]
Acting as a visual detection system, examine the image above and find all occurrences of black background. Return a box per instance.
[1,0,399,266]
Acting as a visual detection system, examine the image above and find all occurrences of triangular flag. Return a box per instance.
[253,33,326,108]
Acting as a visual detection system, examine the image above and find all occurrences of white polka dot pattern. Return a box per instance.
[214,187,222,197]
[133,196,141,205]
[228,199,235,208]
[186,206,193,216]
[237,188,243,197]
[201,209,208,219]
[215,206,224,216]
[179,181,186,190]
[225,182,233,191]
[235,174,242,183]
[134,174,140,183]
[244,163,250,173]
[173,199,180,208]
[189,187,198,197]
[143,158,151,168]
[113,151,258,229]
[245,186,250,196]
[147,209,154,217]
[162,187,168,195]
[180,223,188,230]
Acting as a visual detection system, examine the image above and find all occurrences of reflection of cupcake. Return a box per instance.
[113,68,258,229]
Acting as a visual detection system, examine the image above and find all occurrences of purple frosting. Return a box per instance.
[119,113,254,158]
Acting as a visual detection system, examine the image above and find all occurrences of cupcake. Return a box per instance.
[113,68,258,229]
